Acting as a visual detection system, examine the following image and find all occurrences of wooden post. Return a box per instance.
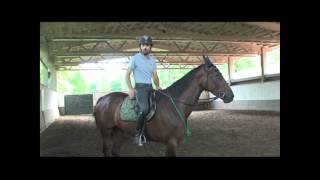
[227,56,232,85]
[260,46,265,83]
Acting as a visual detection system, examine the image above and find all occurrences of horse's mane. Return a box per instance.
[164,64,204,98]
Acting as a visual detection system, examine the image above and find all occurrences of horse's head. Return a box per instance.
[199,55,234,103]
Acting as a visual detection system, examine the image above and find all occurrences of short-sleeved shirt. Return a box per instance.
[128,53,157,84]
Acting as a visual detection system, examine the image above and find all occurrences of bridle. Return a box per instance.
[204,66,225,101]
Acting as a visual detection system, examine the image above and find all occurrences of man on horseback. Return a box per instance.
[125,35,161,146]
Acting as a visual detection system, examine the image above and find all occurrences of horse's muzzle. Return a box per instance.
[222,91,234,103]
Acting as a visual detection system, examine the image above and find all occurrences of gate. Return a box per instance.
[65,94,93,115]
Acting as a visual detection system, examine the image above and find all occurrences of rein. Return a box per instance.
[157,90,224,107]
[156,89,224,143]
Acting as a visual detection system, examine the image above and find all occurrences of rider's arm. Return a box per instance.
[125,68,134,90]
[152,70,161,90]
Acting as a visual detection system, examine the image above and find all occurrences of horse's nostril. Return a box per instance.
[226,93,234,100]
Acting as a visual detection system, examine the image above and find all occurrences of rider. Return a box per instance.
[125,35,161,146]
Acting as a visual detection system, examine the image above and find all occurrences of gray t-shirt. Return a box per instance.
[128,53,157,84]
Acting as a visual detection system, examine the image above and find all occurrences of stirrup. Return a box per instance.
[138,138,143,146]
[133,134,145,146]
[140,134,147,144]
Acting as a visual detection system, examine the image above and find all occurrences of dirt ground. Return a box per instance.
[40,110,280,157]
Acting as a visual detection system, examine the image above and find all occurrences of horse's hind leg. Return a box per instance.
[101,129,113,157]
[111,128,125,157]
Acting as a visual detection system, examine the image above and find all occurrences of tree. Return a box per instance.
[235,58,254,72]
[110,80,122,91]
[69,71,87,94]
[157,66,191,88]
[56,65,200,95]
[57,71,74,94]
[89,83,97,93]
[57,71,88,94]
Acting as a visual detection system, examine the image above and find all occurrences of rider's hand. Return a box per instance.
[156,86,162,90]
[128,88,136,99]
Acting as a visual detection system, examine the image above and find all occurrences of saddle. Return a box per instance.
[120,90,156,122]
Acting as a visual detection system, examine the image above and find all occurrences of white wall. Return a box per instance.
[40,41,57,91]
[210,80,280,111]
[40,40,60,132]
[231,80,280,100]
[40,85,60,133]
[55,80,280,114]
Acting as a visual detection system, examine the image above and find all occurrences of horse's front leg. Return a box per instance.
[165,138,178,157]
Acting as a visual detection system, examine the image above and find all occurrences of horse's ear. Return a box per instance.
[203,55,213,68]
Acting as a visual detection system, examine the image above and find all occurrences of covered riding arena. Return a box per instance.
[40,22,280,157]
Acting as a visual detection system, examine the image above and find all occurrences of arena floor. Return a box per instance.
[40,110,280,157]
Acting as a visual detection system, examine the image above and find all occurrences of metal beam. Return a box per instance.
[243,22,280,32]
[56,55,229,64]
[49,39,271,56]
[56,52,258,57]
[199,42,210,52]
[49,37,279,44]
[57,67,198,71]
[40,58,48,70]
[54,61,210,66]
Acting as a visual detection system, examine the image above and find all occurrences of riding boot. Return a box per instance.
[133,112,146,146]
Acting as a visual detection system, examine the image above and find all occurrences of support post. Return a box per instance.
[228,56,232,85]
[260,46,266,83]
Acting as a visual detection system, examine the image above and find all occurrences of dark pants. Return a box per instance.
[134,83,152,136]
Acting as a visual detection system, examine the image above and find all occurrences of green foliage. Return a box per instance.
[57,71,71,93]
[88,83,97,93]
[97,72,111,92]
[110,79,123,91]
[235,57,254,72]
[56,67,195,94]
[157,65,192,88]
[48,48,281,95]
[57,71,87,94]
[69,71,87,94]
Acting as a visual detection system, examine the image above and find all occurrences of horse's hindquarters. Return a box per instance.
[95,92,128,129]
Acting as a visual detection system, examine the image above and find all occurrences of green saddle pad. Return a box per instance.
[120,96,156,122]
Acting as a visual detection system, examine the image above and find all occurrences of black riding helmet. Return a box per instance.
[139,35,153,46]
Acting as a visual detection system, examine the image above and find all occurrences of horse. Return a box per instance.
[94,56,234,157]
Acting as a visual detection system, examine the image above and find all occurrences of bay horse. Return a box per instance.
[94,56,234,157]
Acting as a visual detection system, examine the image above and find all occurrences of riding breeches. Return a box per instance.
[135,83,153,116]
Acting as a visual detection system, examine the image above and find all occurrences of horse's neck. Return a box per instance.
[167,78,203,118]
[179,83,203,118]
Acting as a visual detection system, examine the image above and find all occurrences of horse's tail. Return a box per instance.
[96,96,104,105]
[93,94,111,120]
[93,96,104,119]
[93,108,96,119]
